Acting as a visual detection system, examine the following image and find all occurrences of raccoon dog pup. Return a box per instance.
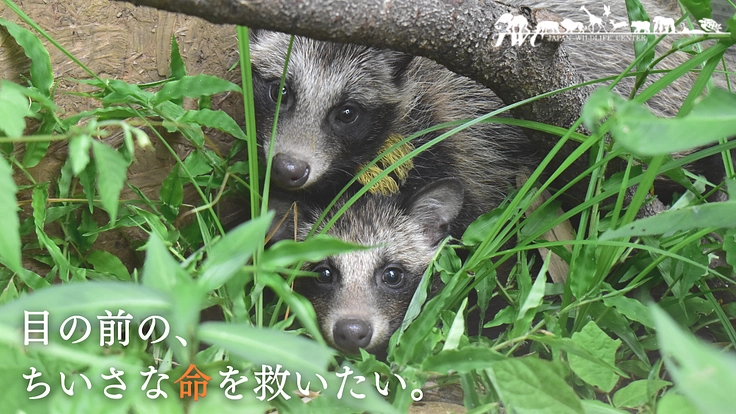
[250,31,529,355]
[249,30,535,233]
[290,179,464,355]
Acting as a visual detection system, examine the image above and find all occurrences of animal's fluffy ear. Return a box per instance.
[405,178,464,244]
[384,50,414,82]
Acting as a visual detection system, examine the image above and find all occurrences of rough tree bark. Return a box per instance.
[113,0,593,152]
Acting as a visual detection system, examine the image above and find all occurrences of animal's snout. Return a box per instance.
[272,153,310,189]
[333,318,373,354]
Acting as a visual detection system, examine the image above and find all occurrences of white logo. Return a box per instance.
[493,5,724,47]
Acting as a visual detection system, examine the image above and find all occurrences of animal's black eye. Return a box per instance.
[268,81,289,104]
[314,266,333,284]
[382,266,405,288]
[335,105,359,124]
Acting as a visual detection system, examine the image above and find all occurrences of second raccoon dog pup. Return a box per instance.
[291,179,464,355]
[249,30,534,233]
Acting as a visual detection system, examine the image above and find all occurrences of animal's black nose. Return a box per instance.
[272,153,310,189]
[333,319,373,354]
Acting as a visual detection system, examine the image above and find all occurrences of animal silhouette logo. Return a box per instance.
[493,5,725,47]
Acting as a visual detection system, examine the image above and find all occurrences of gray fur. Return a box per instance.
[250,32,411,187]
[292,179,463,354]
[250,30,534,231]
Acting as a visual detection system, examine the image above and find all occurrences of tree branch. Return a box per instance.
[114,0,591,136]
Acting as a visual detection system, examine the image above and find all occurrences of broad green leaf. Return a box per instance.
[20,91,56,165]
[29,185,48,222]
[487,357,584,414]
[142,232,187,291]
[613,379,670,408]
[569,244,597,299]
[591,301,649,365]
[79,157,96,212]
[602,202,736,239]
[603,295,654,328]
[68,133,92,175]
[442,297,467,351]
[91,141,129,223]
[569,321,621,392]
[611,88,736,156]
[529,334,627,377]
[258,271,324,342]
[169,35,186,80]
[0,273,19,304]
[652,305,736,414]
[484,305,515,328]
[0,156,22,273]
[660,296,713,327]
[86,250,131,281]
[198,321,335,377]
[462,208,502,246]
[151,75,241,105]
[519,198,563,239]
[32,185,69,280]
[394,253,437,347]
[182,150,214,177]
[22,136,50,169]
[178,109,247,140]
[126,207,170,243]
[64,107,141,126]
[260,235,367,270]
[159,167,183,222]
[0,19,53,96]
[582,400,630,414]
[14,269,48,291]
[197,213,273,291]
[390,276,457,364]
[422,347,504,374]
[101,79,152,105]
[624,0,654,86]
[473,259,497,324]
[0,80,35,138]
[671,239,709,298]
[156,100,186,124]
[0,282,171,327]
[166,278,205,367]
[725,229,736,269]
[510,255,548,338]
[679,0,713,23]
[656,392,700,414]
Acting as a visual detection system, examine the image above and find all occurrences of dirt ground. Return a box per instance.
[1,0,239,95]
[1,0,244,269]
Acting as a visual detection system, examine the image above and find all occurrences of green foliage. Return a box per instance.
[1,0,736,413]
[602,201,736,238]
[585,87,736,156]
[568,322,621,393]
[0,155,22,273]
[0,80,39,138]
[487,357,584,413]
[653,305,736,413]
[0,18,53,96]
